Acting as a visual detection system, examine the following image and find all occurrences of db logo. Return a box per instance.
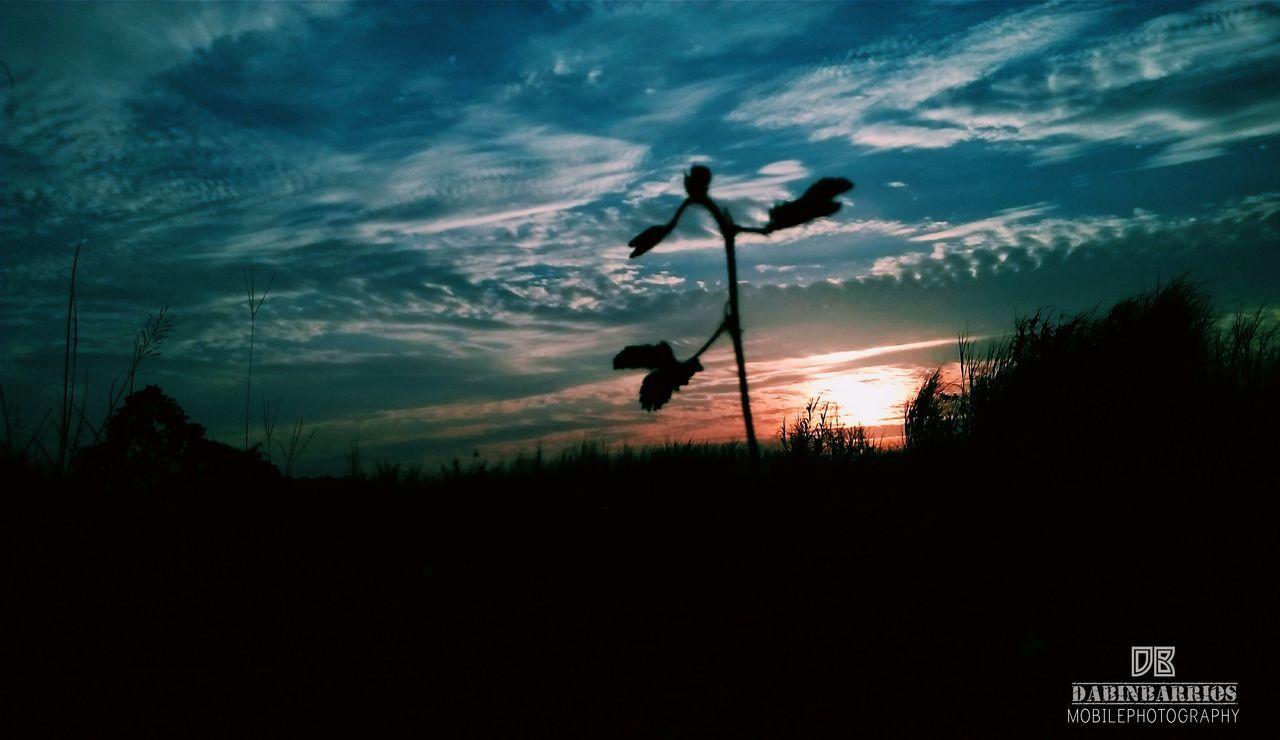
[1131,646,1176,677]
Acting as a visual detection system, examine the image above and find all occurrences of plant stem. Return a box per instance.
[0,383,13,445]
[691,318,729,362]
[58,240,81,472]
[245,313,254,451]
[723,225,759,461]
[696,198,759,460]
[243,267,275,451]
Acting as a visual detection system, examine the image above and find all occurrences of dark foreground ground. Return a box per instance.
[5,465,1278,738]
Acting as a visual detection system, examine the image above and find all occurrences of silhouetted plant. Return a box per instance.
[903,278,1280,466]
[903,369,961,452]
[91,306,174,446]
[1213,307,1279,395]
[781,396,880,461]
[261,397,280,464]
[55,239,82,471]
[374,459,402,484]
[0,385,13,451]
[616,164,853,459]
[257,396,317,477]
[402,462,425,485]
[0,384,51,467]
[243,265,276,451]
[278,414,318,478]
[25,241,179,472]
[344,441,365,479]
[76,385,278,488]
[613,338,711,411]
[126,307,173,396]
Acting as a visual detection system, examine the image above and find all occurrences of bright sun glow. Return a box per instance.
[803,365,926,427]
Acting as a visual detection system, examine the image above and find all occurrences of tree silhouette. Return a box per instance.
[615,165,853,460]
[75,385,279,488]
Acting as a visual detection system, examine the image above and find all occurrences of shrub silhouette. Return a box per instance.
[616,164,853,460]
[76,385,278,488]
[904,278,1280,471]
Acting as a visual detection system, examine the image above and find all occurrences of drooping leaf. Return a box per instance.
[638,358,703,411]
[613,340,704,410]
[613,341,677,370]
[800,177,854,202]
[628,224,671,259]
[767,199,841,231]
[765,177,854,232]
[683,165,712,200]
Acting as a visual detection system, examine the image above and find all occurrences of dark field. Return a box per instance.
[6,466,1278,738]
[6,280,1278,737]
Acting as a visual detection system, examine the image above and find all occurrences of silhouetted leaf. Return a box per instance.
[639,358,703,411]
[628,224,672,259]
[684,164,712,200]
[613,341,677,370]
[765,177,854,232]
[800,176,854,202]
[613,340,704,410]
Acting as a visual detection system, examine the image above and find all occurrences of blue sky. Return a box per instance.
[2,1,1278,473]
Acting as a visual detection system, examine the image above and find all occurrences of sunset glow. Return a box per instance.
[2,1,1277,473]
[804,366,924,429]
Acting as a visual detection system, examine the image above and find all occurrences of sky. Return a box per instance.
[2,0,1278,475]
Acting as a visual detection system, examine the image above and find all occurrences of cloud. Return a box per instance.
[910,203,1058,243]
[728,3,1100,144]
[852,123,971,150]
[728,2,1280,168]
[354,123,648,238]
[864,192,1280,284]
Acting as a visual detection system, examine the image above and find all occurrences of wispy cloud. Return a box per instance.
[910,203,1058,243]
[728,2,1280,168]
[728,3,1101,145]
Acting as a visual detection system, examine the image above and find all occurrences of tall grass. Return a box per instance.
[55,240,81,470]
[261,401,316,478]
[91,307,173,446]
[903,278,1279,468]
[4,243,174,474]
[243,265,276,451]
[780,396,881,462]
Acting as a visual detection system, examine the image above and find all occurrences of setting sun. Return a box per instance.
[804,365,924,428]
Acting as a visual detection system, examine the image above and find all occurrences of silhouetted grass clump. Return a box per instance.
[75,386,279,490]
[905,278,1279,476]
[779,396,881,463]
